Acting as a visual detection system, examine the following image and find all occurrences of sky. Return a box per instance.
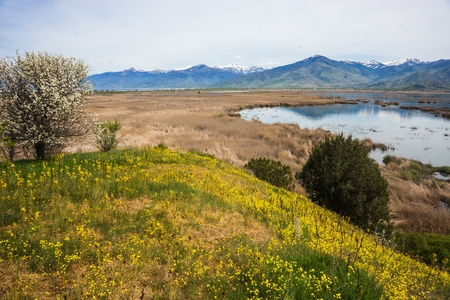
[1,0,449,74]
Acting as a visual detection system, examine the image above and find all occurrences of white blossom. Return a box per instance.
[0,51,96,159]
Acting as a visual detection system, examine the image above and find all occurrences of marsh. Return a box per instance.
[240,94,450,166]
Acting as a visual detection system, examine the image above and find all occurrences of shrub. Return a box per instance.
[382,155,397,165]
[95,119,122,152]
[398,169,422,182]
[395,160,437,183]
[409,161,422,171]
[296,133,392,236]
[245,157,294,190]
[154,143,168,150]
[435,165,450,176]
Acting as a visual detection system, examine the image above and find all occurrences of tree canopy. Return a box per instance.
[296,133,392,235]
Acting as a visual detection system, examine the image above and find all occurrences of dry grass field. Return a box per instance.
[75,89,449,235]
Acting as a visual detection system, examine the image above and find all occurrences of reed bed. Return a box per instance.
[383,167,450,235]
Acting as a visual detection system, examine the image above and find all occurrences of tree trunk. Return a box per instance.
[7,145,15,161]
[34,141,46,160]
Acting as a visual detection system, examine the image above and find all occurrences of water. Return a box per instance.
[240,93,450,166]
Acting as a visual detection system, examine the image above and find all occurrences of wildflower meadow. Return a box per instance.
[0,146,449,299]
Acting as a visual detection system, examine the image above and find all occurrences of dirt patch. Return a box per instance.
[117,198,154,214]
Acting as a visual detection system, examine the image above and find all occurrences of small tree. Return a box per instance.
[295,134,392,235]
[0,51,95,159]
[95,119,122,152]
[245,157,294,190]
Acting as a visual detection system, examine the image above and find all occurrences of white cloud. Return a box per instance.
[1,0,449,73]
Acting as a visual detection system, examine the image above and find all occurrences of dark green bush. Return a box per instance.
[394,231,450,268]
[245,158,294,191]
[382,155,397,165]
[436,165,450,176]
[296,134,392,236]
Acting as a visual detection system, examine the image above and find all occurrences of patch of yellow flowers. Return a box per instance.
[0,147,448,299]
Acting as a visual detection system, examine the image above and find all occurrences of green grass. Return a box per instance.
[394,231,450,269]
[385,156,450,183]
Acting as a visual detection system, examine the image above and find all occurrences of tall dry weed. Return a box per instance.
[383,168,450,234]
[393,201,450,235]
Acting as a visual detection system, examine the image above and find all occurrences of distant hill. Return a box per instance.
[88,56,450,91]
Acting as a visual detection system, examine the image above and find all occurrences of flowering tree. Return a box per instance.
[0,51,96,159]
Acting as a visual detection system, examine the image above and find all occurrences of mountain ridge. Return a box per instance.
[214,55,450,90]
[88,55,450,90]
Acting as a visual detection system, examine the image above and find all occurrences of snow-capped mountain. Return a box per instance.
[147,68,172,74]
[88,64,269,89]
[115,67,147,75]
[360,60,386,69]
[116,64,269,75]
[346,58,427,69]
[383,58,426,67]
[116,67,171,74]
[89,55,449,90]
[127,67,144,72]
[218,64,270,75]
[122,64,269,75]
[215,55,450,90]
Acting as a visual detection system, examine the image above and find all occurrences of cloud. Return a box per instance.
[1,0,449,73]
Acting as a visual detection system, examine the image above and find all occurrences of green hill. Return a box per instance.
[0,147,449,299]
[367,71,450,90]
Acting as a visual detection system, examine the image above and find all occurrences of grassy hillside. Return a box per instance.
[0,147,449,299]
[365,71,450,91]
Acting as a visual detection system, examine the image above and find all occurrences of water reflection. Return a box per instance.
[240,102,450,166]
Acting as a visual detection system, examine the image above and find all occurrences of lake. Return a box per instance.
[240,92,450,166]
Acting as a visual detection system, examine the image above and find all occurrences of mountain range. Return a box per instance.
[88,55,450,91]
[88,64,269,90]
